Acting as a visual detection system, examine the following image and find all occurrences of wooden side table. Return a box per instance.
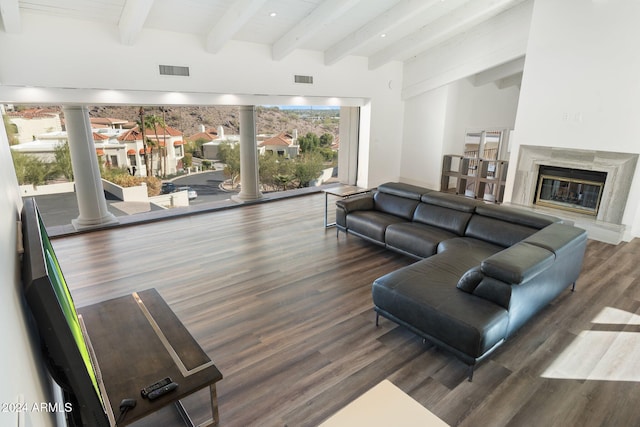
[78,288,223,426]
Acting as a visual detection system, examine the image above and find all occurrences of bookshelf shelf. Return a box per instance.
[441,155,508,203]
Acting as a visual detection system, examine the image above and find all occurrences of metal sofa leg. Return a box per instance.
[468,365,474,382]
[375,312,380,327]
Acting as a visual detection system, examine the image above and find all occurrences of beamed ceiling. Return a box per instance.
[0,0,528,72]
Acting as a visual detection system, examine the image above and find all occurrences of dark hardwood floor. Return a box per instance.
[51,193,640,427]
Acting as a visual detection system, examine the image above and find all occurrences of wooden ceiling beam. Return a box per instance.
[368,0,525,70]
[0,0,21,33]
[205,0,268,54]
[272,0,360,61]
[324,0,443,66]
[119,0,154,45]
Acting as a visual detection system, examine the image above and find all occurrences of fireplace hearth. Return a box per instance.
[535,166,606,216]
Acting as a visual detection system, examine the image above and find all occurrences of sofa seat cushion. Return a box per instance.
[346,211,408,243]
[372,254,509,358]
[385,222,458,258]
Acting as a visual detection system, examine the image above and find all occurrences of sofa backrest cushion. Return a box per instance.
[465,204,560,247]
[378,182,430,200]
[420,192,481,213]
[373,192,420,220]
[465,215,540,248]
[413,203,473,235]
[474,204,559,229]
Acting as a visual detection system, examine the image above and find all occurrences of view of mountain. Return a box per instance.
[85,105,340,139]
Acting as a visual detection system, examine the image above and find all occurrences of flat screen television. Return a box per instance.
[21,198,111,427]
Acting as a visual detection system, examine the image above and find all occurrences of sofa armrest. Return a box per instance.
[335,193,374,229]
[481,242,555,285]
[456,266,484,293]
[523,222,587,255]
[457,243,554,310]
[335,193,374,213]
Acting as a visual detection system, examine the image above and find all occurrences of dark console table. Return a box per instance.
[78,288,223,426]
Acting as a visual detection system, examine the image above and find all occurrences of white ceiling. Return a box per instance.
[2,0,527,72]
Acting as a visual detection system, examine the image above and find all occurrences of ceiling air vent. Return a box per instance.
[159,65,190,77]
[294,75,313,84]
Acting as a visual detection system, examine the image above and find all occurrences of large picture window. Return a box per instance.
[4,104,359,229]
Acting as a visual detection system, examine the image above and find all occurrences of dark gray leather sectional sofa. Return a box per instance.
[335,182,587,379]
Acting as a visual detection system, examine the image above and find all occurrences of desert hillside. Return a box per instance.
[85,105,339,139]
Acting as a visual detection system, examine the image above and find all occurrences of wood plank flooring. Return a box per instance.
[50,193,640,427]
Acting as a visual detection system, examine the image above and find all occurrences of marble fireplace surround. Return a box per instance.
[511,145,638,225]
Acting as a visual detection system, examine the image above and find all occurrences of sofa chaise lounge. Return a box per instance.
[335,182,587,379]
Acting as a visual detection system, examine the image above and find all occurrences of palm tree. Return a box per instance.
[137,107,151,176]
[160,107,168,176]
[144,113,168,177]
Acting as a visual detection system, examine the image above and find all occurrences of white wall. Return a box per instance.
[0,117,57,426]
[399,78,520,189]
[0,12,405,189]
[400,86,448,188]
[360,75,405,187]
[443,78,520,157]
[11,115,63,144]
[507,0,640,238]
[398,0,530,190]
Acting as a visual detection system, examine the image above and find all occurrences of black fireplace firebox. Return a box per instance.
[534,166,607,216]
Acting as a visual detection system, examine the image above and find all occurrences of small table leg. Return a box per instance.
[324,192,337,228]
[210,384,219,426]
[175,384,219,427]
[324,191,329,227]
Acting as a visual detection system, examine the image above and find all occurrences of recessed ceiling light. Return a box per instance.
[380,33,387,38]
[269,12,277,17]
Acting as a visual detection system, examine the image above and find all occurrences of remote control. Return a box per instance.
[147,382,178,400]
[141,377,172,398]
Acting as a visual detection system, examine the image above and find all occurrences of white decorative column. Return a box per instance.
[64,105,118,229]
[233,105,263,202]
